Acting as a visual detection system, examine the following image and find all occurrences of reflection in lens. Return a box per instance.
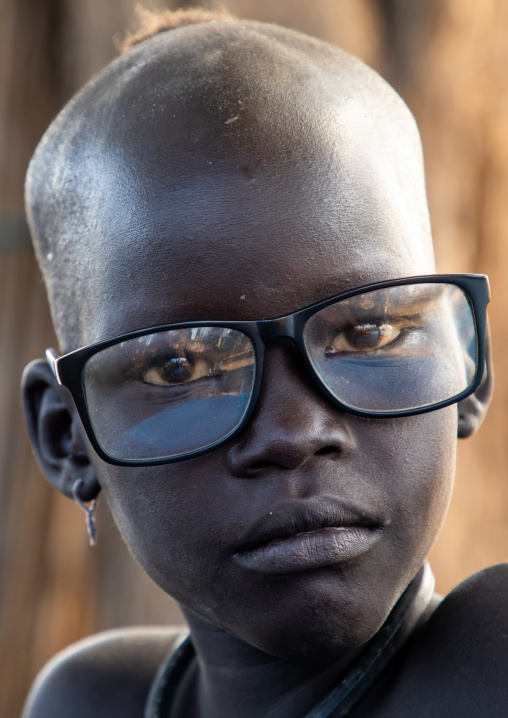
[84,327,255,460]
[304,283,476,412]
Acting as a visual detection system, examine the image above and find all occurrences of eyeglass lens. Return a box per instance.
[304,283,476,412]
[82,283,477,461]
[83,327,256,460]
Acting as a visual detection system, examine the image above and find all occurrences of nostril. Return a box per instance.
[315,445,337,457]
[250,460,275,471]
[235,444,343,477]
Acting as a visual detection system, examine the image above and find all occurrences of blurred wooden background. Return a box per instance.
[1,0,508,715]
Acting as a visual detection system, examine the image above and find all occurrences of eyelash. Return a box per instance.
[325,322,422,356]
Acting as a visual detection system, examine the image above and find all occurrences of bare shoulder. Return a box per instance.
[360,564,508,717]
[409,564,508,706]
[22,626,186,718]
[420,562,508,655]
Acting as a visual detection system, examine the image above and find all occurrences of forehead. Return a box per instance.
[40,24,435,345]
[81,146,434,344]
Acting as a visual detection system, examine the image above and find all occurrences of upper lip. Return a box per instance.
[235,497,387,554]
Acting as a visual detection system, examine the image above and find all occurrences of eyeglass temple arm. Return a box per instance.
[46,348,62,384]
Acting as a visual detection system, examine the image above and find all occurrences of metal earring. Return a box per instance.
[72,479,97,546]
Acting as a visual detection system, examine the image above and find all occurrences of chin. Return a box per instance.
[214,568,397,660]
[236,610,387,661]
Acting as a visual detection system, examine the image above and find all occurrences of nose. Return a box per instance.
[226,339,356,478]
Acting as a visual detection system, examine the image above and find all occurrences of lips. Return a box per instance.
[232,498,386,574]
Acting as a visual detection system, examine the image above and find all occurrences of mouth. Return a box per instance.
[232,498,386,574]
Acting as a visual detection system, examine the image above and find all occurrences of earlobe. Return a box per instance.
[457,321,494,439]
[21,359,100,500]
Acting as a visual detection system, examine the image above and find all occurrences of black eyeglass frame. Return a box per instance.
[46,273,490,467]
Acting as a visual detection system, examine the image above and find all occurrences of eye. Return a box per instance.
[326,322,400,354]
[143,356,216,385]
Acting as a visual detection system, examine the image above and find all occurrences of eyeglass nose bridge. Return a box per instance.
[258,315,297,344]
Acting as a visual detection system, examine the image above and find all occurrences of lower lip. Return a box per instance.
[234,526,381,574]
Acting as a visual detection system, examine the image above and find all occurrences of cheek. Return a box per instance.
[93,457,237,610]
[364,406,457,568]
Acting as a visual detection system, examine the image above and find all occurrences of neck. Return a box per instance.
[178,610,364,718]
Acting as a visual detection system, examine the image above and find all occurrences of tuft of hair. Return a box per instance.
[118,4,235,54]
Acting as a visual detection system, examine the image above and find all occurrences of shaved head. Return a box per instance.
[26,19,433,351]
[27,19,492,678]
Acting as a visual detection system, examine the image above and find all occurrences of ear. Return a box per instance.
[457,319,494,439]
[21,359,100,501]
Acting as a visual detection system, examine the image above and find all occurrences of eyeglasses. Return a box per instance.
[46,274,490,466]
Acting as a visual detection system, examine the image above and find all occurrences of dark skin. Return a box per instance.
[21,20,505,718]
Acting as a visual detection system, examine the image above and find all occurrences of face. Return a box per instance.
[72,118,457,661]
